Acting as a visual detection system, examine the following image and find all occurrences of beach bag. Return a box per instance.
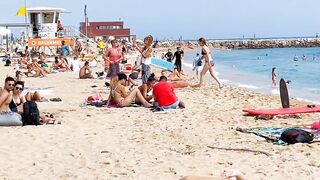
[87,93,103,103]
[280,128,314,144]
[22,101,40,126]
[197,59,202,66]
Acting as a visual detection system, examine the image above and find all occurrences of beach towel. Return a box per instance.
[236,127,320,145]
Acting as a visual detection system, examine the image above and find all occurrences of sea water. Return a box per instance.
[183,47,320,103]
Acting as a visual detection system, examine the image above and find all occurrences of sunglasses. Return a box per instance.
[8,83,15,87]
[15,87,23,91]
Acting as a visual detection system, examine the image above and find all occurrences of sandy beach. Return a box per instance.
[0,52,319,180]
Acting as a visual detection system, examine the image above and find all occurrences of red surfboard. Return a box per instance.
[243,105,320,116]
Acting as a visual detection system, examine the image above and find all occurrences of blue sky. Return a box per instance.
[1,0,320,40]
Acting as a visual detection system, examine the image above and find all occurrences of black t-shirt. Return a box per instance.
[174,50,184,61]
[165,52,173,60]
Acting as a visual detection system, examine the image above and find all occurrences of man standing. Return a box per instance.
[60,40,70,58]
[164,49,174,63]
[0,77,22,126]
[172,47,184,72]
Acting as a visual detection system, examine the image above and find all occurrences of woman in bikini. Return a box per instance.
[109,73,152,108]
[137,74,156,103]
[191,38,222,88]
[10,81,56,124]
[104,40,122,85]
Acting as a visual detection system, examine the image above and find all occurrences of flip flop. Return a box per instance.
[49,98,62,102]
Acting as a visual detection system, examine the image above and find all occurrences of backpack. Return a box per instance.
[22,101,40,126]
[280,128,314,144]
[197,59,202,66]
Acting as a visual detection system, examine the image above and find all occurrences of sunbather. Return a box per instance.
[0,77,22,126]
[136,73,156,103]
[109,73,152,108]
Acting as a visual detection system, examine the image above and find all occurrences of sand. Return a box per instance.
[0,53,319,180]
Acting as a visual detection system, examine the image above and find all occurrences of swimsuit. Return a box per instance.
[9,98,22,113]
[111,85,125,107]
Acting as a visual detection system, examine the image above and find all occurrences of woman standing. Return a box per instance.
[136,35,153,84]
[192,38,222,88]
[104,40,122,85]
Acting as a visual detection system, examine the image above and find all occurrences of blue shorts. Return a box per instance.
[161,100,180,110]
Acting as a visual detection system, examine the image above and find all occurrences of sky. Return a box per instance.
[1,0,320,40]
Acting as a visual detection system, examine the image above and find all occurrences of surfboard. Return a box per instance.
[280,78,289,108]
[150,58,174,71]
[243,105,320,116]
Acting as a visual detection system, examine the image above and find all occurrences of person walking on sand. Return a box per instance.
[136,35,153,84]
[191,38,222,88]
[172,47,184,72]
[272,67,277,87]
[164,48,174,63]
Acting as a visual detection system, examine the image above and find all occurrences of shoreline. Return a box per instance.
[0,51,319,179]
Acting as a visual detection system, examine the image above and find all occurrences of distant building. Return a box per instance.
[79,21,136,42]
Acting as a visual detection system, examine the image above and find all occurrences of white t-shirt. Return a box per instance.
[71,59,80,72]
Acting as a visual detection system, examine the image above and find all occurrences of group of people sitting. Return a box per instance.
[0,77,56,126]
[107,72,185,110]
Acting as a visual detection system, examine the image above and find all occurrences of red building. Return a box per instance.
[79,21,135,42]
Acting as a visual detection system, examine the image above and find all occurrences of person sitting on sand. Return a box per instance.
[11,81,56,124]
[136,73,156,103]
[79,61,93,79]
[0,77,22,126]
[153,76,185,110]
[180,169,245,180]
[52,56,70,72]
[108,73,152,108]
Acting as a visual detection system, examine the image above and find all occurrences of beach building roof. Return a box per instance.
[0,27,10,35]
[27,7,70,13]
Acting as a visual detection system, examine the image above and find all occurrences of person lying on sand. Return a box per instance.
[153,76,185,110]
[25,91,47,102]
[136,73,156,104]
[79,61,93,79]
[108,73,152,108]
[161,68,189,81]
[25,59,48,77]
[181,169,245,180]
[0,77,22,126]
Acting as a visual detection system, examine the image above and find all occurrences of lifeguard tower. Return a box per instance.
[26,7,74,48]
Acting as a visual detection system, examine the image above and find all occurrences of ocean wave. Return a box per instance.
[237,83,259,90]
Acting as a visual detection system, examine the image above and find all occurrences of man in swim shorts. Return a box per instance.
[0,77,22,126]
[153,76,185,110]
[79,61,93,79]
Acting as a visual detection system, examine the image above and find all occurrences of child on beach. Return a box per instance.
[272,67,277,87]
[193,53,202,78]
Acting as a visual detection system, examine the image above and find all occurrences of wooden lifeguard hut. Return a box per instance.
[26,7,74,48]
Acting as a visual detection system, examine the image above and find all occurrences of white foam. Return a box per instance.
[237,83,259,90]
[271,89,280,95]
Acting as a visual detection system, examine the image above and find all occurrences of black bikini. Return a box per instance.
[9,99,22,113]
